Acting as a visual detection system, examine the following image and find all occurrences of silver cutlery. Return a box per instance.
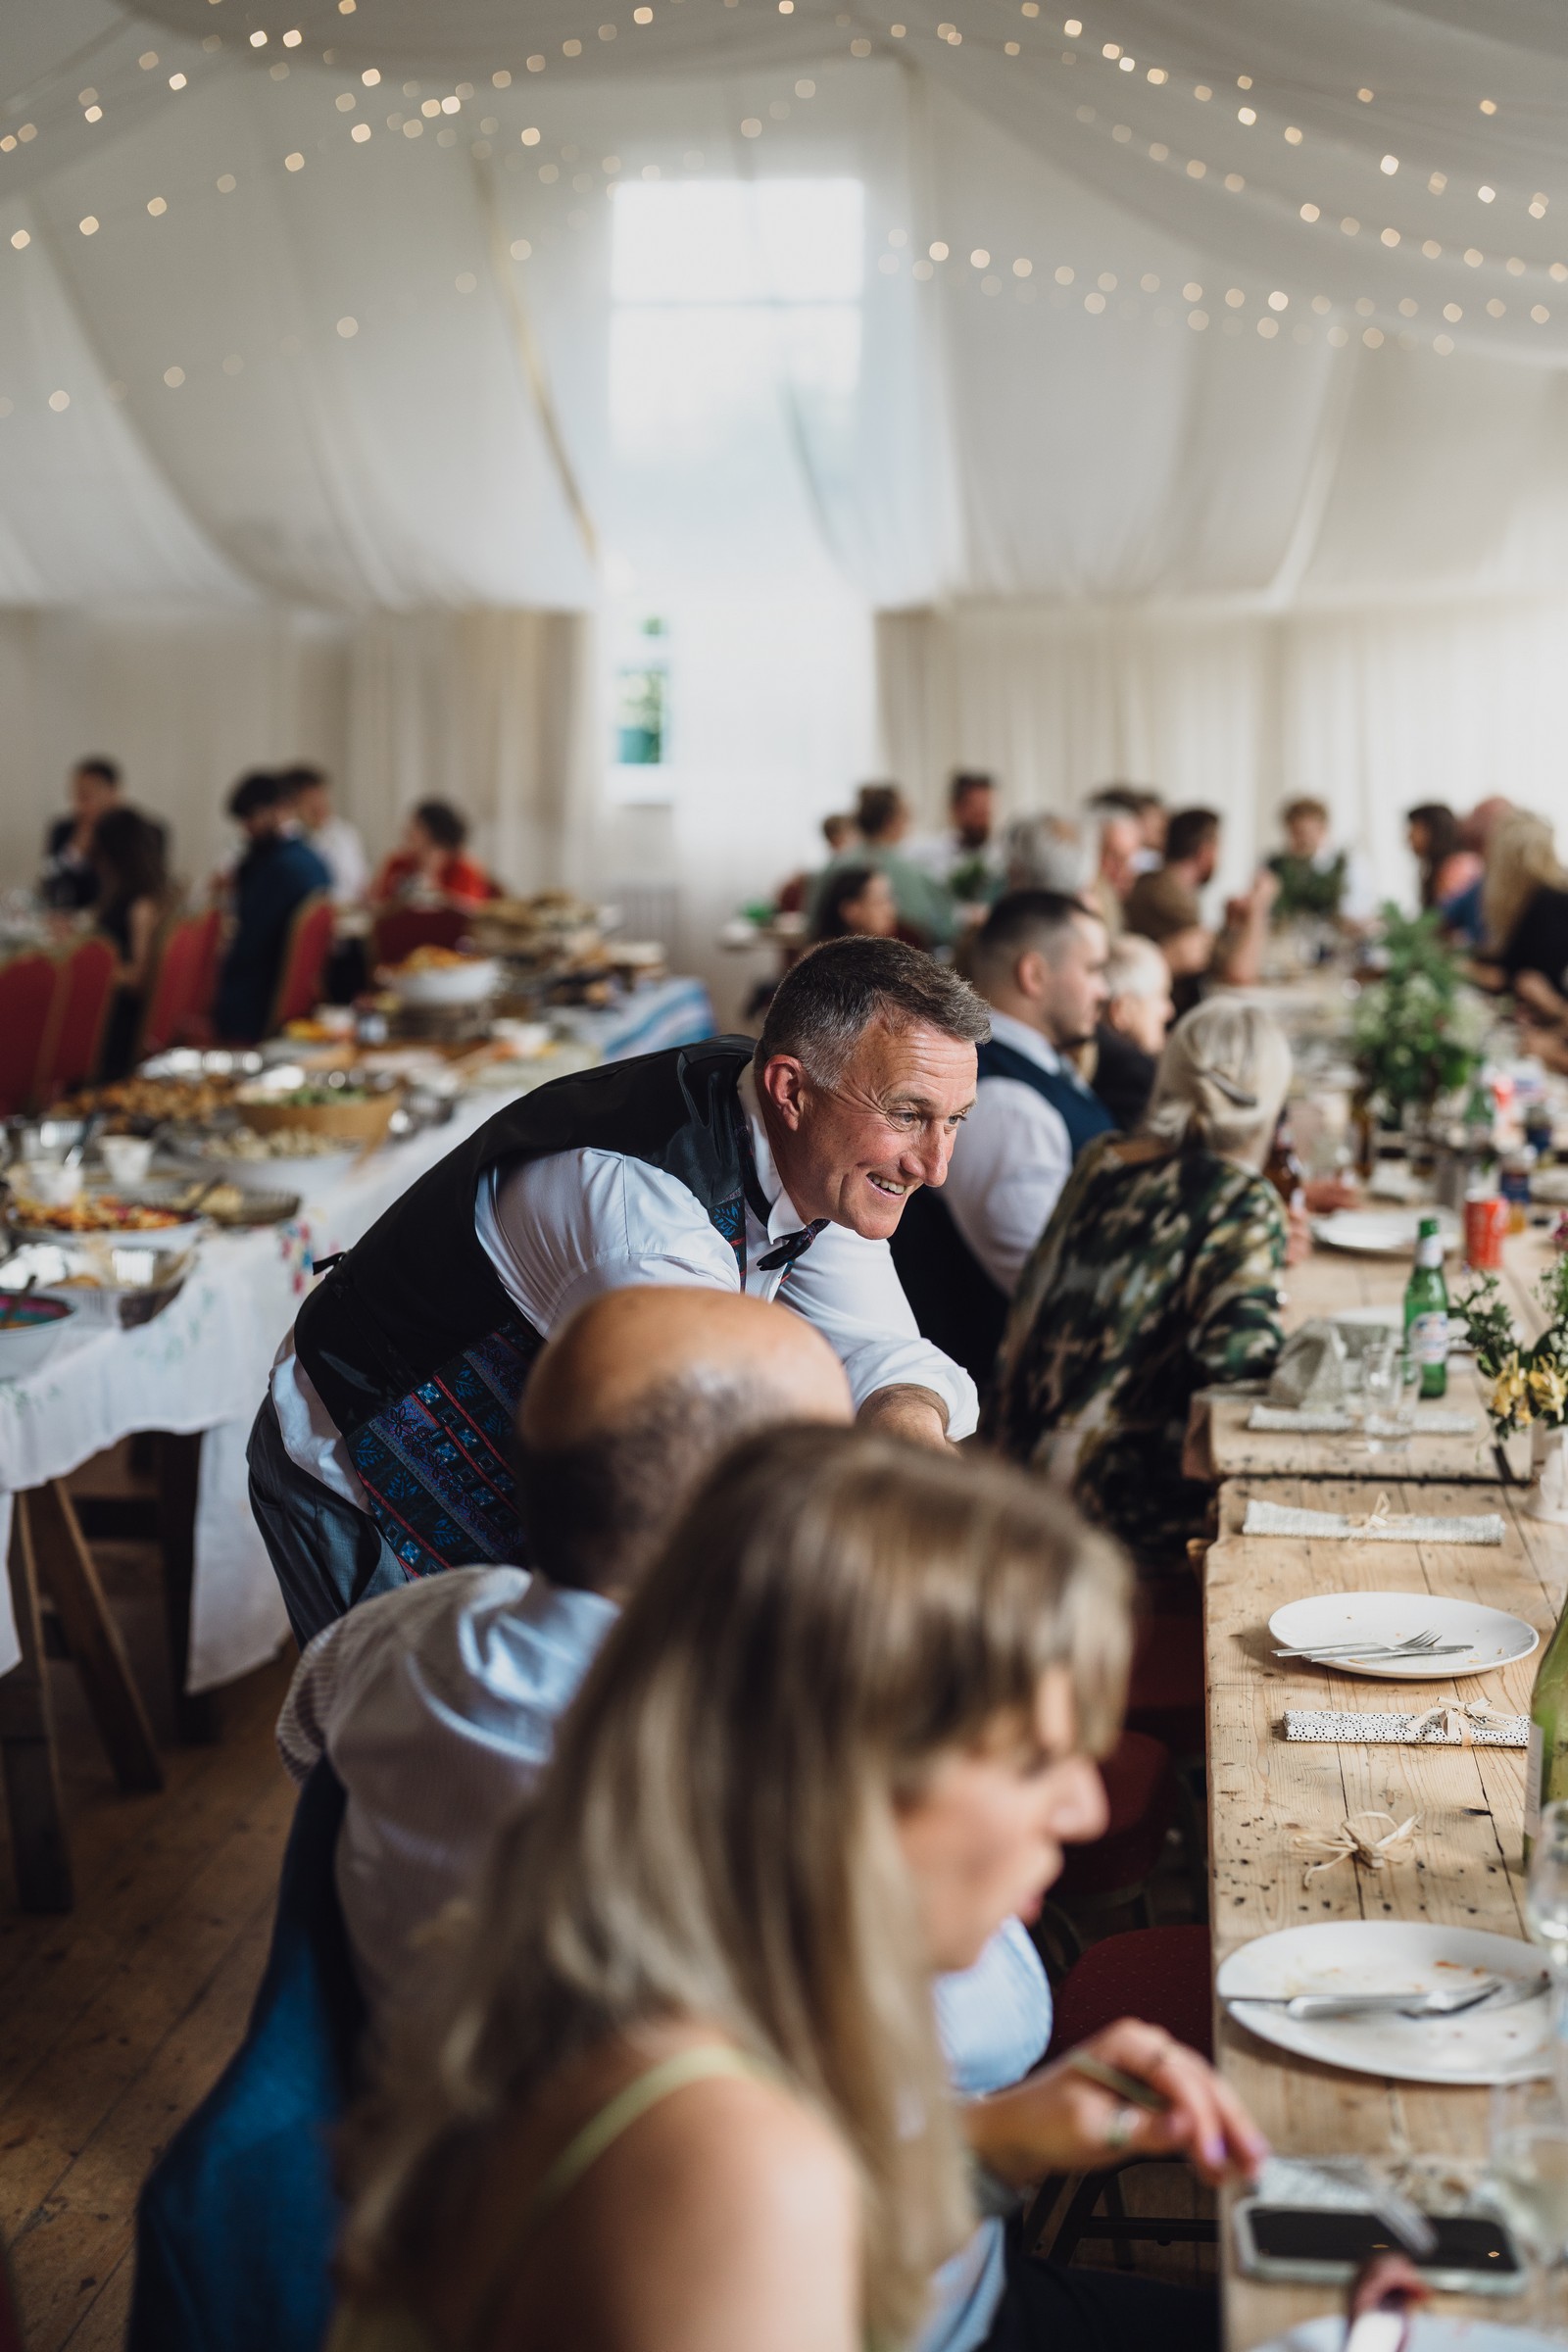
[1231,1972,1548,2021]
[1272,1631,1470,1662]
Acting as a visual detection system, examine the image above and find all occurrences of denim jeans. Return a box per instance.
[246,1392,410,1648]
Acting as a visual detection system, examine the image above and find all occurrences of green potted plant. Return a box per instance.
[1349,907,1487,1126]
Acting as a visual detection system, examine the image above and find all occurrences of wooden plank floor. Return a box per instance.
[0,1445,295,2351]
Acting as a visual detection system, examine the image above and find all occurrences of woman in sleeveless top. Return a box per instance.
[329,1429,1162,2351]
[89,807,171,1081]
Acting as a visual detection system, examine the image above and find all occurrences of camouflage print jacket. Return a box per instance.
[983,1132,1287,1573]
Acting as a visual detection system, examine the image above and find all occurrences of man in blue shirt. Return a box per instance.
[214,770,331,1043]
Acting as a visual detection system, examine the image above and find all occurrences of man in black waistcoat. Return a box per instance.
[248,936,989,1642]
[890,892,1112,1393]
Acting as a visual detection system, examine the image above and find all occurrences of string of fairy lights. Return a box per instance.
[0,0,1561,419]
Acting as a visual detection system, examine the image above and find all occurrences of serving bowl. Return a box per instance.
[0,1293,76,1378]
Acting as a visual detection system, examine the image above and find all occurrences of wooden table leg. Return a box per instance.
[155,1433,219,1745]
[0,1506,73,1912]
[22,1485,163,1794]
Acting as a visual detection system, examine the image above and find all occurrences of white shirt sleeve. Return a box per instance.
[775,1219,981,1438]
[941,1078,1072,1297]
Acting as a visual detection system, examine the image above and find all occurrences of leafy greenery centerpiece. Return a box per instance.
[1350,907,1487,1124]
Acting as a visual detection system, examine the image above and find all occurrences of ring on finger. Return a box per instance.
[1104,2105,1139,2153]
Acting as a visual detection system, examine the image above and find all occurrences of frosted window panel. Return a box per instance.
[610,308,859,457]
[611,178,864,304]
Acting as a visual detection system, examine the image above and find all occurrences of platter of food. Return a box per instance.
[175,1129,361,1194]
[233,1080,399,1147]
[0,1293,78,1377]
[0,1241,196,1329]
[4,1192,209,1252]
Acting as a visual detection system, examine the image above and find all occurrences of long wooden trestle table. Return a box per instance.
[1204,1226,1567,2347]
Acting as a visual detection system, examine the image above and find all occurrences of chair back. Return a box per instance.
[189,904,223,1035]
[269,896,335,1034]
[139,912,217,1059]
[370,905,467,970]
[127,1763,365,2352]
[0,952,61,1117]
[36,936,117,1104]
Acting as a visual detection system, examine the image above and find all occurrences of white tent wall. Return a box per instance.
[876,596,1568,906]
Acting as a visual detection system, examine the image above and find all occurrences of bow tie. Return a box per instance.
[757,1219,827,1273]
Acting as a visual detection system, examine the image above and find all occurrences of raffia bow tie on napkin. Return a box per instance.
[1282,1704,1529,1747]
[1291,1809,1422,1884]
[1242,1495,1505,1544]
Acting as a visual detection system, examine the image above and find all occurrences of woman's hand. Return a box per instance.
[963,2018,1269,2191]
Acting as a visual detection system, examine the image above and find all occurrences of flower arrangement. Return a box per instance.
[1350,907,1487,1119]
[1457,1250,1568,1441]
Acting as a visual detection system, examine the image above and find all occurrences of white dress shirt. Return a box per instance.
[905,827,1004,890]
[277,1564,1048,2352]
[941,1008,1086,1296]
[270,1063,978,1504]
[307,814,369,906]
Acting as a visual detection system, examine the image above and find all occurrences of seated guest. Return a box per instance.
[371,799,495,910]
[821,809,858,854]
[286,763,368,906]
[39,757,122,912]
[906,769,1005,906]
[891,892,1110,1389]
[1266,797,1373,928]
[986,999,1290,1579]
[774,812,860,923]
[1093,931,1174,1131]
[811,860,898,943]
[1082,793,1144,934]
[91,808,172,1081]
[213,771,332,1046]
[279,1288,856,2023]
[1000,812,1094,899]
[1473,810,1568,1001]
[813,783,957,947]
[331,1426,1261,2352]
[249,938,988,1642]
[1123,804,1220,982]
[1407,802,1482,943]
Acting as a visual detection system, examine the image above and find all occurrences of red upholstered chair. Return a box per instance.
[139,912,218,1059]
[186,905,223,1042]
[269,895,335,1033]
[1053,1731,1179,1928]
[35,935,116,1104]
[1027,1927,1218,2266]
[0,952,61,1116]
[1127,1612,1206,1761]
[370,906,467,970]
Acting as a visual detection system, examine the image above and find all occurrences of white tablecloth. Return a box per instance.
[0,977,717,1690]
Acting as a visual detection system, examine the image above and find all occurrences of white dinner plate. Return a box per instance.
[1312,1209,1463,1257]
[1219,1922,1550,2084]
[1268,1592,1538,1680]
[1264,2319,1560,2352]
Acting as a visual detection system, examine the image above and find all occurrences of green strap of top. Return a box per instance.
[523,2043,770,2230]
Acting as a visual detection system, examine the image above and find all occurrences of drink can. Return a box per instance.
[1464,1192,1507,1270]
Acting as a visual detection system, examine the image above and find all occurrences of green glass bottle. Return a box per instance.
[1526,1600,1568,1862]
[1402,1214,1449,1399]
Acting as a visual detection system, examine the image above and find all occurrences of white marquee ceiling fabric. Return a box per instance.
[0,1,1563,610]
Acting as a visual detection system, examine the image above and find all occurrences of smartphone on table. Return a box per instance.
[1233,2199,1526,2294]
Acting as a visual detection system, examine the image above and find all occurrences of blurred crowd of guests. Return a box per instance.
[32,756,504,1069]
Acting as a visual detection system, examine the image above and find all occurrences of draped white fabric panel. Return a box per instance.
[876,596,1568,906]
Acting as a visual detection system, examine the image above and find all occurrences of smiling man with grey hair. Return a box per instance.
[250,936,989,1641]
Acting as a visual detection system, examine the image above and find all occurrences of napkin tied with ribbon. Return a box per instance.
[1243,1495,1504,1545]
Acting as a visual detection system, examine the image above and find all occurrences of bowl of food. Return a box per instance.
[19,1158,83,1209]
[180,1129,362,1195]
[0,1293,76,1378]
[98,1135,155,1189]
[234,1083,399,1148]
[378,947,502,1007]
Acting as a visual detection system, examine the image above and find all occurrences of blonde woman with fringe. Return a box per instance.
[1473,810,1568,1014]
[329,1426,1261,2352]
[986,998,1293,1578]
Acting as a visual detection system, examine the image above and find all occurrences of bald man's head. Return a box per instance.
[516,1289,852,1597]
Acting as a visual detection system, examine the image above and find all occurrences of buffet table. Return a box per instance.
[0,977,717,1697]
